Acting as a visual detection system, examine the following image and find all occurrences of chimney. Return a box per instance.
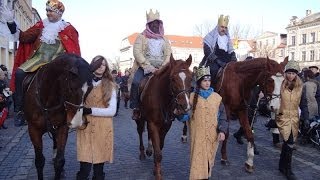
[306,10,312,16]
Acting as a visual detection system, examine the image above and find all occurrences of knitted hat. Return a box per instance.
[285,61,300,74]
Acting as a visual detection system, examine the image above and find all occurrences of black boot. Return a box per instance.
[279,143,287,174]
[285,146,297,180]
[254,144,259,155]
[77,162,92,180]
[92,163,105,180]
[233,127,244,144]
[1,124,8,129]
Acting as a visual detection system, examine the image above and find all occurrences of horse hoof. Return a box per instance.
[181,136,187,143]
[245,163,254,173]
[221,159,230,166]
[139,154,146,160]
[146,149,153,157]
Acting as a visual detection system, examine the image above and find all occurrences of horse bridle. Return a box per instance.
[170,68,191,113]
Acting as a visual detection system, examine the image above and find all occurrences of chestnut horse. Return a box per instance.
[215,57,287,172]
[135,55,192,180]
[24,54,92,180]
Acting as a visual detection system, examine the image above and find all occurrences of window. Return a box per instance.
[311,32,315,43]
[302,51,306,61]
[280,49,284,57]
[310,50,315,61]
[259,41,262,48]
[291,36,296,45]
[266,40,269,46]
[302,34,306,44]
[290,52,295,60]
[273,38,275,46]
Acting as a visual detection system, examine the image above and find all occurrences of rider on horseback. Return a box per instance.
[130,9,172,120]
[0,0,81,126]
[199,14,237,84]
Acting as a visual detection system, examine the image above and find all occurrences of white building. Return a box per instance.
[0,0,40,73]
[233,39,256,61]
[254,31,287,63]
[286,10,320,68]
[119,33,203,73]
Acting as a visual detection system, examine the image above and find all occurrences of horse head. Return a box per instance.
[168,54,193,115]
[46,54,91,128]
[266,56,288,112]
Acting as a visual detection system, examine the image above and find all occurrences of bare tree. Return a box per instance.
[193,21,259,39]
[193,20,214,37]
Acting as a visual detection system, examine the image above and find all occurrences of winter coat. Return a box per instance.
[277,81,303,142]
[188,92,227,180]
[77,83,114,164]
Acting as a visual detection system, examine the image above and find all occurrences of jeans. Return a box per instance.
[130,68,144,109]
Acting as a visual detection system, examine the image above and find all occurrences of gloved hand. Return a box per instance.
[143,65,157,75]
[83,107,92,115]
[0,6,14,22]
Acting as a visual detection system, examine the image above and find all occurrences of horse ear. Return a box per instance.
[170,53,175,64]
[280,56,289,70]
[186,54,192,67]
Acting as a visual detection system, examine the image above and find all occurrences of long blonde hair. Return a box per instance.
[281,73,303,92]
[90,55,116,106]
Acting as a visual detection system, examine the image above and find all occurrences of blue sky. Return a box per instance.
[32,0,320,61]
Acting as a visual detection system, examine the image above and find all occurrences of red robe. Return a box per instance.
[10,20,81,91]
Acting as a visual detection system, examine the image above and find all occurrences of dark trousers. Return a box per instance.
[77,162,104,180]
[14,68,26,112]
[130,68,144,109]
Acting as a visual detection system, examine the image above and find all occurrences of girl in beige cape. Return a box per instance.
[187,66,228,180]
[76,55,117,180]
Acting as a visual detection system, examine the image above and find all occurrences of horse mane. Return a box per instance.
[235,58,268,73]
[47,53,92,85]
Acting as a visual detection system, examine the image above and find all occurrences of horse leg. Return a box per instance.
[239,111,255,173]
[149,123,162,180]
[53,126,69,180]
[136,118,146,160]
[52,133,57,162]
[29,127,45,180]
[181,121,188,143]
[221,108,231,165]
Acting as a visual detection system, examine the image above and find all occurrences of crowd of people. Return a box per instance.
[0,0,319,179]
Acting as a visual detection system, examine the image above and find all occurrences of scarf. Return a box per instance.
[142,20,164,39]
[203,26,234,54]
[93,76,102,82]
[198,87,214,99]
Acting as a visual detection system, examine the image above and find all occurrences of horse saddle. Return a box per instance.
[22,72,37,93]
[138,74,153,102]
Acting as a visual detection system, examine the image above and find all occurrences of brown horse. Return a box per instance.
[135,54,192,180]
[215,57,288,172]
[23,53,92,180]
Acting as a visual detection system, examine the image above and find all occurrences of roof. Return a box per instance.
[126,33,203,48]
[299,12,320,24]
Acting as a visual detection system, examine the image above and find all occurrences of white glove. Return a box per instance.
[143,65,157,75]
[0,6,14,22]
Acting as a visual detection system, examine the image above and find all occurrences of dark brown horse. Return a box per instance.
[23,53,92,180]
[215,57,287,172]
[135,54,192,180]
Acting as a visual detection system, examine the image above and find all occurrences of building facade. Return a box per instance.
[254,31,287,63]
[0,0,40,73]
[119,33,204,73]
[286,10,320,68]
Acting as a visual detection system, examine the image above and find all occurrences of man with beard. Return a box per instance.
[0,0,80,126]
[199,14,237,84]
[130,9,172,120]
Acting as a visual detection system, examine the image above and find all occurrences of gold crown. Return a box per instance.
[46,0,65,15]
[218,14,229,27]
[146,9,160,23]
[196,66,211,81]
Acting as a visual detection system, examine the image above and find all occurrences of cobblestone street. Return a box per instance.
[1,102,320,180]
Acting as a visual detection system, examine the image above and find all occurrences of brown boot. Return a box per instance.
[132,108,141,120]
